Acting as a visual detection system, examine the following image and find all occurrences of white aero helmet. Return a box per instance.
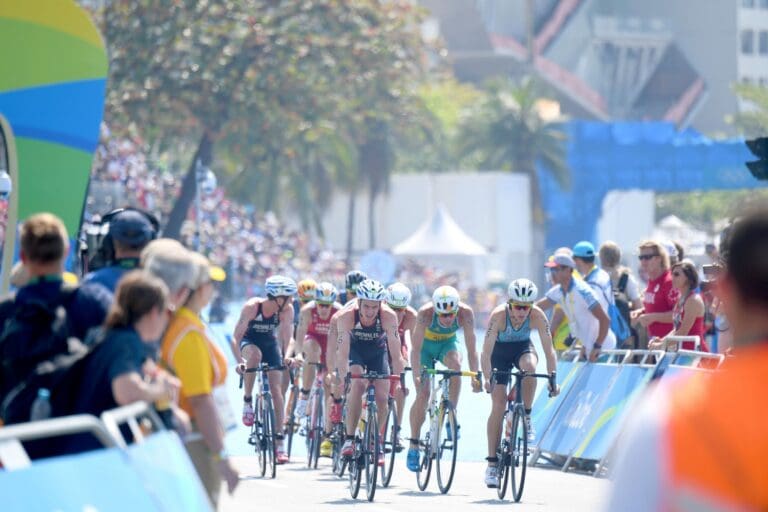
[315,281,338,305]
[265,275,298,297]
[386,282,412,309]
[508,278,538,303]
[356,279,387,301]
[432,286,460,314]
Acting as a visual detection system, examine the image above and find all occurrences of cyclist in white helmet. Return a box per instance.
[386,282,418,434]
[233,275,297,464]
[406,285,481,472]
[480,278,559,488]
[336,279,406,465]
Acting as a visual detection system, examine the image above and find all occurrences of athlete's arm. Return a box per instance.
[336,311,352,378]
[293,305,312,360]
[410,308,429,386]
[536,297,555,311]
[400,309,417,360]
[531,307,558,393]
[231,301,256,362]
[481,308,502,392]
[460,305,479,373]
[382,309,405,374]
[278,304,295,358]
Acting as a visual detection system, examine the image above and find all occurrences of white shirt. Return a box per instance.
[545,278,616,351]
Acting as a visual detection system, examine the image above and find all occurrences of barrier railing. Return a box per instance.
[100,401,165,448]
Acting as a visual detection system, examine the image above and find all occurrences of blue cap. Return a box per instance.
[572,241,596,258]
[109,210,155,247]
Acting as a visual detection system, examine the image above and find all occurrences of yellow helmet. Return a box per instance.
[297,278,317,302]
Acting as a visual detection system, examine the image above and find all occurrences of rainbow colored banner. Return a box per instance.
[0,1,107,234]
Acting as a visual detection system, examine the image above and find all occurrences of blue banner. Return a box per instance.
[530,360,583,447]
[571,365,652,461]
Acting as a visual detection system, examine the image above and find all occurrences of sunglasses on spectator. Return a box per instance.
[508,301,532,311]
[438,312,457,318]
[549,266,570,273]
[638,253,659,261]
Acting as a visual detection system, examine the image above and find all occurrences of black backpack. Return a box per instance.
[613,272,632,327]
[0,286,95,424]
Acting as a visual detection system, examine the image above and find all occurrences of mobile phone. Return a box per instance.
[702,264,722,277]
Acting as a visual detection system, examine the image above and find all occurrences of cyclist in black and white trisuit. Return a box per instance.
[232,275,296,464]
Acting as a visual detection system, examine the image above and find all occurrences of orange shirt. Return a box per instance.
[161,307,228,419]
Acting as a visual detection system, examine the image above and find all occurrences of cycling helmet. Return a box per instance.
[297,278,317,301]
[355,279,386,301]
[265,275,297,297]
[345,270,368,291]
[315,282,338,305]
[386,282,412,309]
[432,286,460,314]
[508,278,538,303]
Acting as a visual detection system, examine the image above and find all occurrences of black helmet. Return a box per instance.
[345,270,368,291]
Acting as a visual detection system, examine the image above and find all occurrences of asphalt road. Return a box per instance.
[220,455,609,511]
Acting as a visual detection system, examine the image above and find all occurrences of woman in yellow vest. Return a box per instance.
[161,253,237,508]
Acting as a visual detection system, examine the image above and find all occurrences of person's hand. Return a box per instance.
[218,458,240,494]
[630,309,642,321]
[412,373,421,390]
[171,405,191,435]
[471,376,482,393]
[484,379,492,393]
[548,375,560,397]
[285,356,302,369]
[588,345,602,362]
[235,361,246,376]
[648,337,663,351]
[636,314,653,328]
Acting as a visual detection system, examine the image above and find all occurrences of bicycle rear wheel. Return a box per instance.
[307,388,324,469]
[364,408,379,502]
[348,438,362,499]
[496,411,511,500]
[263,397,278,479]
[435,403,458,494]
[510,406,528,502]
[416,434,432,491]
[380,399,398,487]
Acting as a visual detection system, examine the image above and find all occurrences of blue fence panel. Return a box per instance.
[536,363,620,457]
[1,447,159,512]
[127,431,212,512]
[571,365,653,461]
[530,360,583,447]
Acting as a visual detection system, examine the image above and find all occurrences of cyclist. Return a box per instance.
[293,281,342,456]
[336,279,405,465]
[385,282,417,432]
[406,285,481,472]
[481,278,559,488]
[232,275,296,464]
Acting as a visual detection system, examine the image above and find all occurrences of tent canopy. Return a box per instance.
[391,204,487,256]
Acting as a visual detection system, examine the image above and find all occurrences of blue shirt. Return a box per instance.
[83,258,141,293]
[497,309,531,343]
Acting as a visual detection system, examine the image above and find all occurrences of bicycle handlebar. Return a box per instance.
[489,369,557,397]
[238,364,288,388]
[421,368,482,380]
[347,372,406,390]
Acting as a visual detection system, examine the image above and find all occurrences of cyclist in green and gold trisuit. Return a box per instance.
[406,285,481,472]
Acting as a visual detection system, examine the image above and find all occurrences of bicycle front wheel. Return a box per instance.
[332,422,346,477]
[496,410,512,500]
[380,399,398,487]
[263,397,278,479]
[364,407,379,502]
[307,388,324,469]
[255,396,267,477]
[416,434,432,491]
[284,383,298,459]
[435,402,458,494]
[510,406,528,502]
[348,438,362,499]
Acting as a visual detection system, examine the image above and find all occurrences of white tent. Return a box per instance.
[391,204,487,284]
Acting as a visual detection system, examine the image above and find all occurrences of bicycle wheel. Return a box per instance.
[496,411,511,500]
[510,406,528,502]
[416,433,432,491]
[435,402,458,494]
[348,437,362,499]
[255,396,267,477]
[284,382,298,459]
[380,399,398,487]
[307,388,324,469]
[364,407,379,502]
[332,423,346,477]
[263,397,278,479]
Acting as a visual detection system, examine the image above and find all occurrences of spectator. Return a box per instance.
[537,250,615,361]
[83,208,158,292]
[599,241,642,348]
[607,207,768,511]
[631,240,677,341]
[67,270,179,452]
[141,238,196,310]
[648,260,708,352]
[160,252,238,508]
[705,242,720,264]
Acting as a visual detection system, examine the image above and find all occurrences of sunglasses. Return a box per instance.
[508,301,531,311]
[389,306,405,312]
[638,253,659,261]
[438,312,457,318]
[316,303,332,308]
[549,266,570,273]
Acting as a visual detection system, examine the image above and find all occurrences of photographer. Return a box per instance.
[607,206,768,511]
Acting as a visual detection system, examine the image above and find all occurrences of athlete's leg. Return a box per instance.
[345,364,366,437]
[517,352,539,410]
[487,384,508,459]
[241,344,262,398]
[442,349,463,407]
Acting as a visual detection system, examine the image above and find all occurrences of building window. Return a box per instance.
[744,0,755,7]
[743,29,755,54]
[760,31,768,54]
[761,0,768,8]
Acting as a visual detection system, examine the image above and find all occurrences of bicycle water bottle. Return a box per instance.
[30,388,52,421]
[504,413,513,439]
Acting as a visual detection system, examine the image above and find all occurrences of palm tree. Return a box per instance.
[456,76,569,226]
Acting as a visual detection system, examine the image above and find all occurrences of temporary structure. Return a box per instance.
[391,204,487,284]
